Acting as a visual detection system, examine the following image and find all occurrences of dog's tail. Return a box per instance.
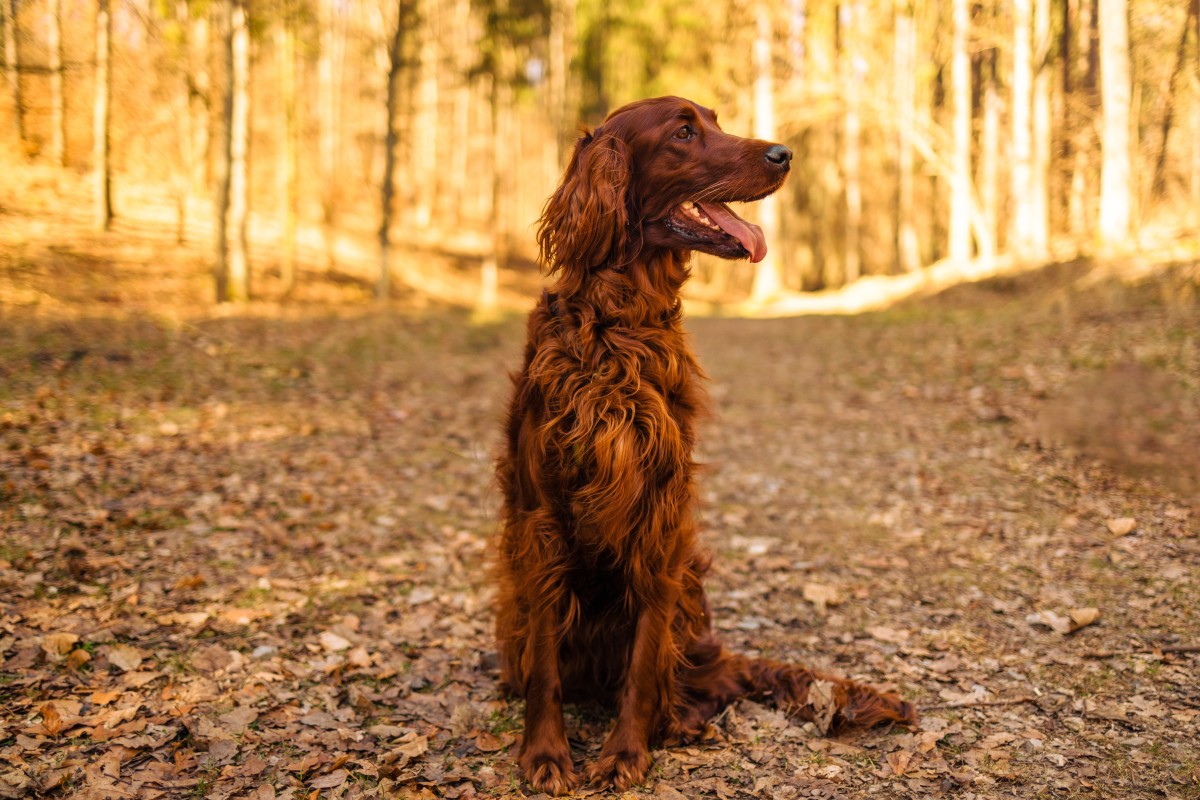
[668,638,916,741]
[732,654,917,730]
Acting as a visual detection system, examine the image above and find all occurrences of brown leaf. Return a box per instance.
[886,750,913,777]
[868,626,911,644]
[806,679,837,735]
[41,633,79,659]
[1106,517,1137,536]
[802,582,841,612]
[319,631,352,652]
[474,731,512,753]
[309,769,349,790]
[105,643,145,672]
[1068,607,1100,632]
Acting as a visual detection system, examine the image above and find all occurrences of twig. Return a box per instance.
[921,696,1038,711]
[1083,644,1200,659]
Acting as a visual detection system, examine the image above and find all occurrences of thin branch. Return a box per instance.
[921,696,1039,711]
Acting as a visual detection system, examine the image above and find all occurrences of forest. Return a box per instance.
[1,0,1198,302]
[1,0,1199,798]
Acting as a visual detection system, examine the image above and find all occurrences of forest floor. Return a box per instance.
[2,175,1200,799]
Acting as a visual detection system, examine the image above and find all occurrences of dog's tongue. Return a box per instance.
[697,201,768,263]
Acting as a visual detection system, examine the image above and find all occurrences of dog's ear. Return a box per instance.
[536,129,632,286]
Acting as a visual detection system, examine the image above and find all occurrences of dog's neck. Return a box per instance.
[553,249,691,327]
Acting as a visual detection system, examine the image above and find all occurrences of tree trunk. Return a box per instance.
[48,0,65,165]
[318,0,342,265]
[411,0,438,230]
[94,0,112,230]
[1068,0,1097,235]
[3,0,23,145]
[980,49,1001,262]
[1150,0,1198,198]
[548,0,576,167]
[188,5,211,195]
[278,5,298,295]
[378,0,405,301]
[448,0,471,226]
[895,0,920,272]
[750,3,782,301]
[841,1,861,284]
[481,66,512,313]
[948,0,972,263]
[1098,0,1132,247]
[1010,0,1035,255]
[1031,0,1051,253]
[227,0,249,301]
[214,0,233,302]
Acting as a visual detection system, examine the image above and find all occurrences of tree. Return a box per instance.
[277,0,299,294]
[1010,0,1035,255]
[948,0,971,263]
[1031,0,1051,253]
[215,0,250,302]
[94,0,112,230]
[2,0,22,145]
[48,0,65,165]
[894,0,920,272]
[378,0,408,300]
[750,3,782,302]
[1098,0,1132,247]
[840,1,862,283]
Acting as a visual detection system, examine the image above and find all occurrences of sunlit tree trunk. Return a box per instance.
[1151,0,1198,198]
[47,0,65,165]
[188,5,211,194]
[173,0,190,242]
[319,0,343,265]
[840,1,862,284]
[948,0,971,263]
[2,0,23,145]
[1010,0,1035,255]
[378,0,405,300]
[94,0,112,230]
[548,0,576,166]
[411,0,438,229]
[278,4,298,295]
[448,0,471,226]
[894,0,920,272]
[1031,0,1051,253]
[227,0,249,300]
[980,48,1001,261]
[480,68,508,312]
[750,4,782,301]
[1068,0,1097,235]
[1098,0,1132,247]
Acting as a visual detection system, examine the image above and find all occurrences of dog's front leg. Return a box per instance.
[518,596,578,795]
[587,579,676,790]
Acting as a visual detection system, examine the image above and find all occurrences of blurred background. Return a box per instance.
[0,0,1197,306]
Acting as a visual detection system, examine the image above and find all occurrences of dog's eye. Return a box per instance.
[674,125,695,141]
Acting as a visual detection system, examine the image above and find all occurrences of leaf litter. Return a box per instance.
[1,251,1198,798]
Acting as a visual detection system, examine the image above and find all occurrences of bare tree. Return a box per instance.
[1150,0,1198,198]
[48,0,65,165]
[278,1,299,295]
[2,0,22,145]
[894,0,920,272]
[1031,0,1051,253]
[1010,0,1035,255]
[948,0,971,263]
[214,0,249,302]
[1098,0,1132,247]
[378,0,406,300]
[750,3,782,301]
[841,1,862,283]
[411,0,439,230]
[94,0,112,230]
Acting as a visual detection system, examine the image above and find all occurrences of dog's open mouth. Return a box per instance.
[664,201,768,263]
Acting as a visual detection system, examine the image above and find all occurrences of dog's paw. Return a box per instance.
[585,747,652,791]
[520,748,580,796]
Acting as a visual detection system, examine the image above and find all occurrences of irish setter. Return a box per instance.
[495,96,915,795]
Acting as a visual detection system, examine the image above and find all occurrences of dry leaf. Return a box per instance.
[802,582,841,612]
[309,769,348,789]
[868,626,911,644]
[1106,517,1136,536]
[474,731,510,753]
[106,643,145,672]
[806,679,838,735]
[41,632,79,659]
[886,750,913,777]
[1068,607,1100,632]
[1026,610,1072,635]
[319,631,351,652]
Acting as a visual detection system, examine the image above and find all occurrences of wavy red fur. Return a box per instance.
[495,97,916,795]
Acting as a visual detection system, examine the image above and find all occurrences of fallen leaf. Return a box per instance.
[106,644,145,672]
[868,626,911,644]
[1026,610,1072,635]
[474,731,512,753]
[1106,517,1136,536]
[802,582,841,612]
[309,769,349,789]
[41,633,79,659]
[886,750,913,777]
[319,631,351,652]
[1068,607,1100,632]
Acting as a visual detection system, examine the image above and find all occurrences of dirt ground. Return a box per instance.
[2,182,1199,799]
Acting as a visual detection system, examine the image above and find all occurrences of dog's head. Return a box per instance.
[537,96,792,279]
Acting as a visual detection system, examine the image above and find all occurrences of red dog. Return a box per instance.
[495,96,915,794]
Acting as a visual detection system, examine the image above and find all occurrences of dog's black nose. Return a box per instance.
[765,144,793,166]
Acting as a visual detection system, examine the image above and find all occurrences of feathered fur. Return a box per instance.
[495,96,915,795]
